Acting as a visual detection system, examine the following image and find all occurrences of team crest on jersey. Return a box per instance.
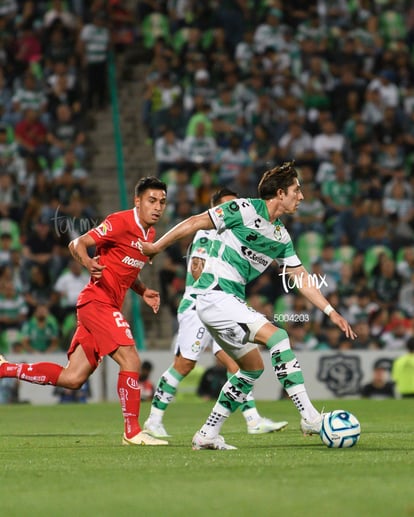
[214,206,224,218]
[274,225,282,241]
[191,340,201,353]
[95,219,112,236]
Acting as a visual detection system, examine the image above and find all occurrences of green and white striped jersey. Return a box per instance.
[197,198,301,299]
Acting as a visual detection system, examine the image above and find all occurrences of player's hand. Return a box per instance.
[87,256,106,279]
[330,312,357,340]
[142,288,160,313]
[138,240,158,260]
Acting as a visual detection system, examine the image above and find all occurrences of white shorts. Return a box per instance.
[175,308,222,361]
[196,291,265,359]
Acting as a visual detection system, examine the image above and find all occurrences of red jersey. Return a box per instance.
[76,208,155,309]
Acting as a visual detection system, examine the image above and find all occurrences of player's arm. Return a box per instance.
[68,233,105,279]
[286,264,357,339]
[140,212,214,259]
[131,276,160,314]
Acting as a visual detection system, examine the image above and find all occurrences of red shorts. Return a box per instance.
[67,301,135,369]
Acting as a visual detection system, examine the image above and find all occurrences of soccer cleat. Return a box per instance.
[300,413,324,436]
[192,431,237,450]
[122,431,168,446]
[247,418,289,435]
[0,354,6,366]
[143,419,171,438]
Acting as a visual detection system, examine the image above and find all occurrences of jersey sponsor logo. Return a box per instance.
[130,240,142,249]
[240,246,269,267]
[95,219,112,236]
[126,377,140,390]
[214,206,224,218]
[121,255,145,268]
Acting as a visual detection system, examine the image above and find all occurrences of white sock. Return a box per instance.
[288,387,320,421]
[243,407,261,426]
[199,402,230,438]
[147,406,165,425]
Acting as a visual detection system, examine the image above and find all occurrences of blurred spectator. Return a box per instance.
[213,133,252,187]
[278,119,315,163]
[370,256,402,310]
[154,126,185,174]
[138,360,154,401]
[20,303,60,353]
[54,380,91,403]
[21,215,64,285]
[51,258,89,322]
[210,85,243,147]
[197,357,227,400]
[78,11,110,110]
[14,108,49,161]
[0,279,27,353]
[0,377,20,404]
[183,121,217,174]
[312,118,345,161]
[247,123,278,178]
[290,182,325,238]
[391,337,414,398]
[47,103,87,163]
[345,318,381,350]
[360,362,395,399]
[0,171,21,223]
[380,311,412,350]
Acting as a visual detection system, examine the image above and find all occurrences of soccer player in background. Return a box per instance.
[0,177,169,446]
[144,188,288,438]
[140,162,356,450]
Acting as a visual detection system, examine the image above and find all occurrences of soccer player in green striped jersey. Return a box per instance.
[144,188,288,439]
[140,161,356,450]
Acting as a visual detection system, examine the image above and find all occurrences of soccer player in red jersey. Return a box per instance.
[0,177,169,446]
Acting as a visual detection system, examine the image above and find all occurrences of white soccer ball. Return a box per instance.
[320,410,361,448]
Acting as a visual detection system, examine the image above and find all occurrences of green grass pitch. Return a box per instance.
[1,398,413,517]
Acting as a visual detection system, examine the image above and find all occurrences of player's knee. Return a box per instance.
[266,328,289,350]
[61,371,88,390]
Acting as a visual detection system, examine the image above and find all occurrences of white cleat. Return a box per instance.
[247,418,289,435]
[192,431,237,450]
[0,354,7,366]
[143,419,171,438]
[122,431,168,446]
[300,414,324,436]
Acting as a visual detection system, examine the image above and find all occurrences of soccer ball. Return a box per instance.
[320,410,361,448]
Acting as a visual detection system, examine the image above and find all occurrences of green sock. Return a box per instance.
[150,366,184,413]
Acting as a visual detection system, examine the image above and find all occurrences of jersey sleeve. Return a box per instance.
[274,226,301,268]
[88,213,123,246]
[208,198,247,233]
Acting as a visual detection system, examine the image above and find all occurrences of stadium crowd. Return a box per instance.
[0,0,122,354]
[139,0,414,351]
[0,0,413,357]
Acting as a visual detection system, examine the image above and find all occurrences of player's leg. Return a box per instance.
[0,340,93,389]
[193,346,263,450]
[214,346,288,434]
[254,322,322,435]
[144,310,212,438]
[110,344,168,446]
[144,353,194,437]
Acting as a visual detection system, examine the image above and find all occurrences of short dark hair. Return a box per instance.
[210,187,238,207]
[258,161,298,199]
[135,176,167,197]
[407,336,414,353]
